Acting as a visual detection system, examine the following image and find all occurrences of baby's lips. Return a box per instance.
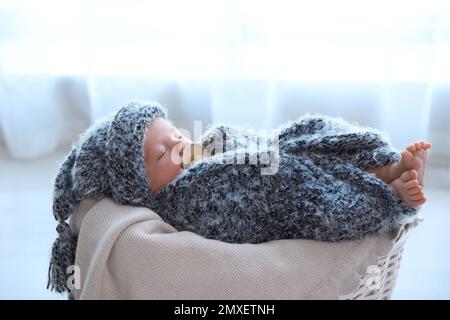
[181,143,204,169]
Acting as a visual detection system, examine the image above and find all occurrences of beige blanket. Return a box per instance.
[69,198,420,300]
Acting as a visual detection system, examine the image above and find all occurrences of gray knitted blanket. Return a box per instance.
[148,115,418,243]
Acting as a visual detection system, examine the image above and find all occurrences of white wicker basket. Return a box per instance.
[339,218,422,300]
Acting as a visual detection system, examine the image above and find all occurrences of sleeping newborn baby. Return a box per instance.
[48,100,430,293]
[145,114,430,206]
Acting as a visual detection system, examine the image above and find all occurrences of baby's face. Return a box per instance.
[143,117,192,194]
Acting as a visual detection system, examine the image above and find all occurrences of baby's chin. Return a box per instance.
[159,167,186,190]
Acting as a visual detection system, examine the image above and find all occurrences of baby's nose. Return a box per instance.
[168,136,182,149]
[169,140,189,164]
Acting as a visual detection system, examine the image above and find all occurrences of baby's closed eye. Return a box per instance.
[158,149,168,160]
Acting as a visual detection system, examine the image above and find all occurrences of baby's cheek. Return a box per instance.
[162,161,181,183]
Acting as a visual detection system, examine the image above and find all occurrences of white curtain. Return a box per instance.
[0,0,449,161]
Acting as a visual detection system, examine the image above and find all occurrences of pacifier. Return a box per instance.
[181,143,204,169]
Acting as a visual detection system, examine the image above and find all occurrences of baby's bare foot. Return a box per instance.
[379,141,431,184]
[400,141,431,187]
[390,170,426,208]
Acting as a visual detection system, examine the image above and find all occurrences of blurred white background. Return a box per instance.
[0,0,449,299]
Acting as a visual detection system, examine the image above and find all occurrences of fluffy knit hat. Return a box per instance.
[48,100,168,293]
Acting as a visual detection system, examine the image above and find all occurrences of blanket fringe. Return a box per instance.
[47,221,77,293]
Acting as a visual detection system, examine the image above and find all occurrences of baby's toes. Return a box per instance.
[407,144,417,152]
[410,192,425,201]
[405,179,420,189]
[415,141,422,150]
[412,198,427,206]
[408,186,422,195]
[419,141,432,150]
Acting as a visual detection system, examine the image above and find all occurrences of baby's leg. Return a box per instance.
[365,164,401,184]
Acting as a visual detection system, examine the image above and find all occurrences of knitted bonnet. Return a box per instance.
[48,100,168,293]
